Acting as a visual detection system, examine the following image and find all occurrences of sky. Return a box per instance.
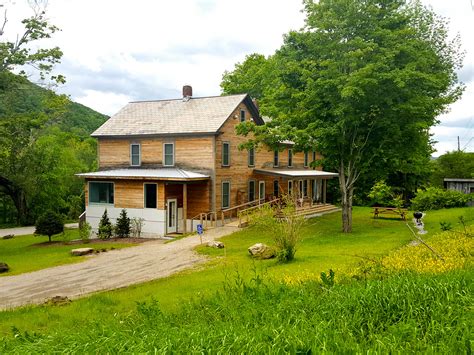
[3,0,473,155]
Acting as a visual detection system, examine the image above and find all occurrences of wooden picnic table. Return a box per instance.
[372,207,408,221]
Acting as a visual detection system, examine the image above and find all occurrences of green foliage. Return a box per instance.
[248,196,305,262]
[1,269,471,353]
[430,151,474,186]
[114,209,130,238]
[98,209,113,240]
[439,221,452,231]
[79,222,92,243]
[34,211,64,242]
[320,269,335,287]
[411,187,472,211]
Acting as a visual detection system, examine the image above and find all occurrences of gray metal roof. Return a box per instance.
[444,178,474,182]
[254,169,339,179]
[76,168,210,181]
[92,94,260,137]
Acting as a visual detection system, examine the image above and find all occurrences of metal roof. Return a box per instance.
[76,168,210,181]
[254,169,339,179]
[444,178,474,182]
[92,94,262,137]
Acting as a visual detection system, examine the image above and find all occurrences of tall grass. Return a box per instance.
[3,269,471,353]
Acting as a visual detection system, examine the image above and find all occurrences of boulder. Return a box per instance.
[207,241,225,249]
[71,248,94,256]
[248,243,276,259]
[2,234,14,240]
[0,262,9,273]
[44,295,71,306]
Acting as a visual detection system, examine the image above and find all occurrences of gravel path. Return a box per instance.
[0,226,238,310]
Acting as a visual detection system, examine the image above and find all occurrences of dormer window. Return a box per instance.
[163,143,174,166]
[288,149,293,167]
[130,143,141,166]
[240,109,246,122]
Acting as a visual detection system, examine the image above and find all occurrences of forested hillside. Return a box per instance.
[0,72,107,225]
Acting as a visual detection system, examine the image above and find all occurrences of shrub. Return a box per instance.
[79,221,92,242]
[34,211,64,242]
[410,187,472,210]
[131,217,145,238]
[248,195,305,262]
[115,209,130,238]
[98,209,113,239]
[368,180,403,207]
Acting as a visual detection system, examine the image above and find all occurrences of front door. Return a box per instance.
[167,198,177,234]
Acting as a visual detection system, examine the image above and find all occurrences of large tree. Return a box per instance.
[224,0,463,232]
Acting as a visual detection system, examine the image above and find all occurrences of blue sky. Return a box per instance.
[4,0,473,155]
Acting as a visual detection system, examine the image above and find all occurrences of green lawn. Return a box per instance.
[0,229,136,276]
[0,206,471,338]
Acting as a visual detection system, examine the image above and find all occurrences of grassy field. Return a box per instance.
[0,206,472,351]
[0,229,137,276]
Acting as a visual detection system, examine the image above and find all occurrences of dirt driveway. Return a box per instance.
[0,226,238,310]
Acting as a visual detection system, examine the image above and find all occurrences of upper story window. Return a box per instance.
[222,142,230,166]
[222,181,230,209]
[273,150,279,167]
[304,151,309,167]
[240,109,246,122]
[248,147,255,167]
[312,151,316,162]
[89,182,114,205]
[130,143,141,166]
[163,143,174,166]
[288,149,293,167]
[144,183,157,209]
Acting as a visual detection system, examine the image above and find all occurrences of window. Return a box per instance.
[304,151,309,167]
[222,181,230,209]
[259,181,265,201]
[288,149,293,167]
[288,180,293,196]
[163,143,174,166]
[144,183,157,208]
[273,180,279,197]
[312,151,317,170]
[240,109,246,122]
[248,180,256,202]
[273,150,279,167]
[303,180,308,197]
[89,182,114,204]
[130,143,141,166]
[222,142,230,166]
[248,147,255,167]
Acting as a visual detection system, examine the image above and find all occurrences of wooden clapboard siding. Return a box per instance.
[115,180,145,209]
[157,183,166,209]
[187,181,211,218]
[98,137,214,170]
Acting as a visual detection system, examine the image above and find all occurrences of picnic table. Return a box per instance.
[372,207,407,221]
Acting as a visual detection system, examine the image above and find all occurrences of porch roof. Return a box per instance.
[253,169,339,179]
[76,168,210,181]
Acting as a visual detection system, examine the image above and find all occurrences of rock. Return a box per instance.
[44,296,71,306]
[71,248,94,256]
[207,241,224,249]
[248,243,276,259]
[0,262,9,273]
[2,234,14,240]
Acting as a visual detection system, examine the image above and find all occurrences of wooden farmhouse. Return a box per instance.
[77,86,339,237]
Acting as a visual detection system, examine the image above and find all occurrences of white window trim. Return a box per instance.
[248,147,255,167]
[240,109,246,122]
[143,183,158,209]
[273,150,279,167]
[163,143,175,167]
[248,180,256,202]
[222,142,230,167]
[130,143,141,167]
[222,181,231,209]
[288,149,293,167]
[88,181,115,206]
[259,181,265,201]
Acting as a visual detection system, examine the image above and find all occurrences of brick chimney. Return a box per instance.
[182,85,192,98]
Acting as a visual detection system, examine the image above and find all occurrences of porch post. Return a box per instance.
[323,179,327,204]
[183,183,187,234]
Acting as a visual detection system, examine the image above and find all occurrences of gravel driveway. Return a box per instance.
[0,226,238,310]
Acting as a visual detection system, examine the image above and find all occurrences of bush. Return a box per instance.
[368,180,402,207]
[131,217,145,238]
[79,221,92,242]
[98,209,113,239]
[410,187,472,211]
[34,211,64,242]
[115,209,130,238]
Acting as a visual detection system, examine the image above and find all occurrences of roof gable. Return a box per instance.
[92,94,262,138]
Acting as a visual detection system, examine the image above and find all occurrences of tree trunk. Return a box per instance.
[0,176,30,225]
[339,164,354,233]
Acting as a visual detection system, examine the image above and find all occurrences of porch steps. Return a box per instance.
[294,204,340,218]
